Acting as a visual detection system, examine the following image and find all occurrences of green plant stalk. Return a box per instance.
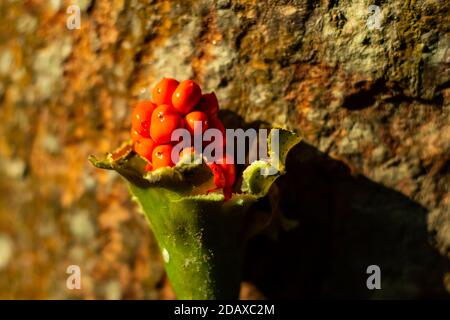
[89,128,301,299]
[130,185,255,299]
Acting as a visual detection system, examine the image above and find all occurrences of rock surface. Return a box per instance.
[0,0,448,298]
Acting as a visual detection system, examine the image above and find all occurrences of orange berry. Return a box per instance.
[152,78,179,105]
[133,138,155,161]
[130,128,143,143]
[152,144,175,169]
[198,92,219,118]
[131,101,157,137]
[184,111,209,135]
[150,104,182,144]
[172,80,202,114]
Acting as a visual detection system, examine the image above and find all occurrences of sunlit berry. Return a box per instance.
[172,80,202,115]
[152,78,179,105]
[131,101,157,137]
[130,128,143,143]
[185,111,209,135]
[150,104,182,144]
[152,144,175,169]
[133,138,155,161]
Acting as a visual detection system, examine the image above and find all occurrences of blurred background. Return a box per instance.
[0,0,448,299]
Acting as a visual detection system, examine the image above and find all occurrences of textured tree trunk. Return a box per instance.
[0,0,448,298]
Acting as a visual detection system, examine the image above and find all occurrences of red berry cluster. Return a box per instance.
[130,78,235,199]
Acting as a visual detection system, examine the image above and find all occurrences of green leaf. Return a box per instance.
[241,128,302,197]
[89,142,214,193]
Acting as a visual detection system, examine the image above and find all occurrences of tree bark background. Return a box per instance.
[0,0,448,298]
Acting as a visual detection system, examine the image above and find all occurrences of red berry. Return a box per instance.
[198,92,219,118]
[133,138,155,161]
[150,104,182,144]
[152,78,179,105]
[184,111,209,135]
[220,162,235,188]
[223,187,232,201]
[152,144,174,169]
[131,101,157,137]
[172,80,202,114]
[208,163,226,189]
